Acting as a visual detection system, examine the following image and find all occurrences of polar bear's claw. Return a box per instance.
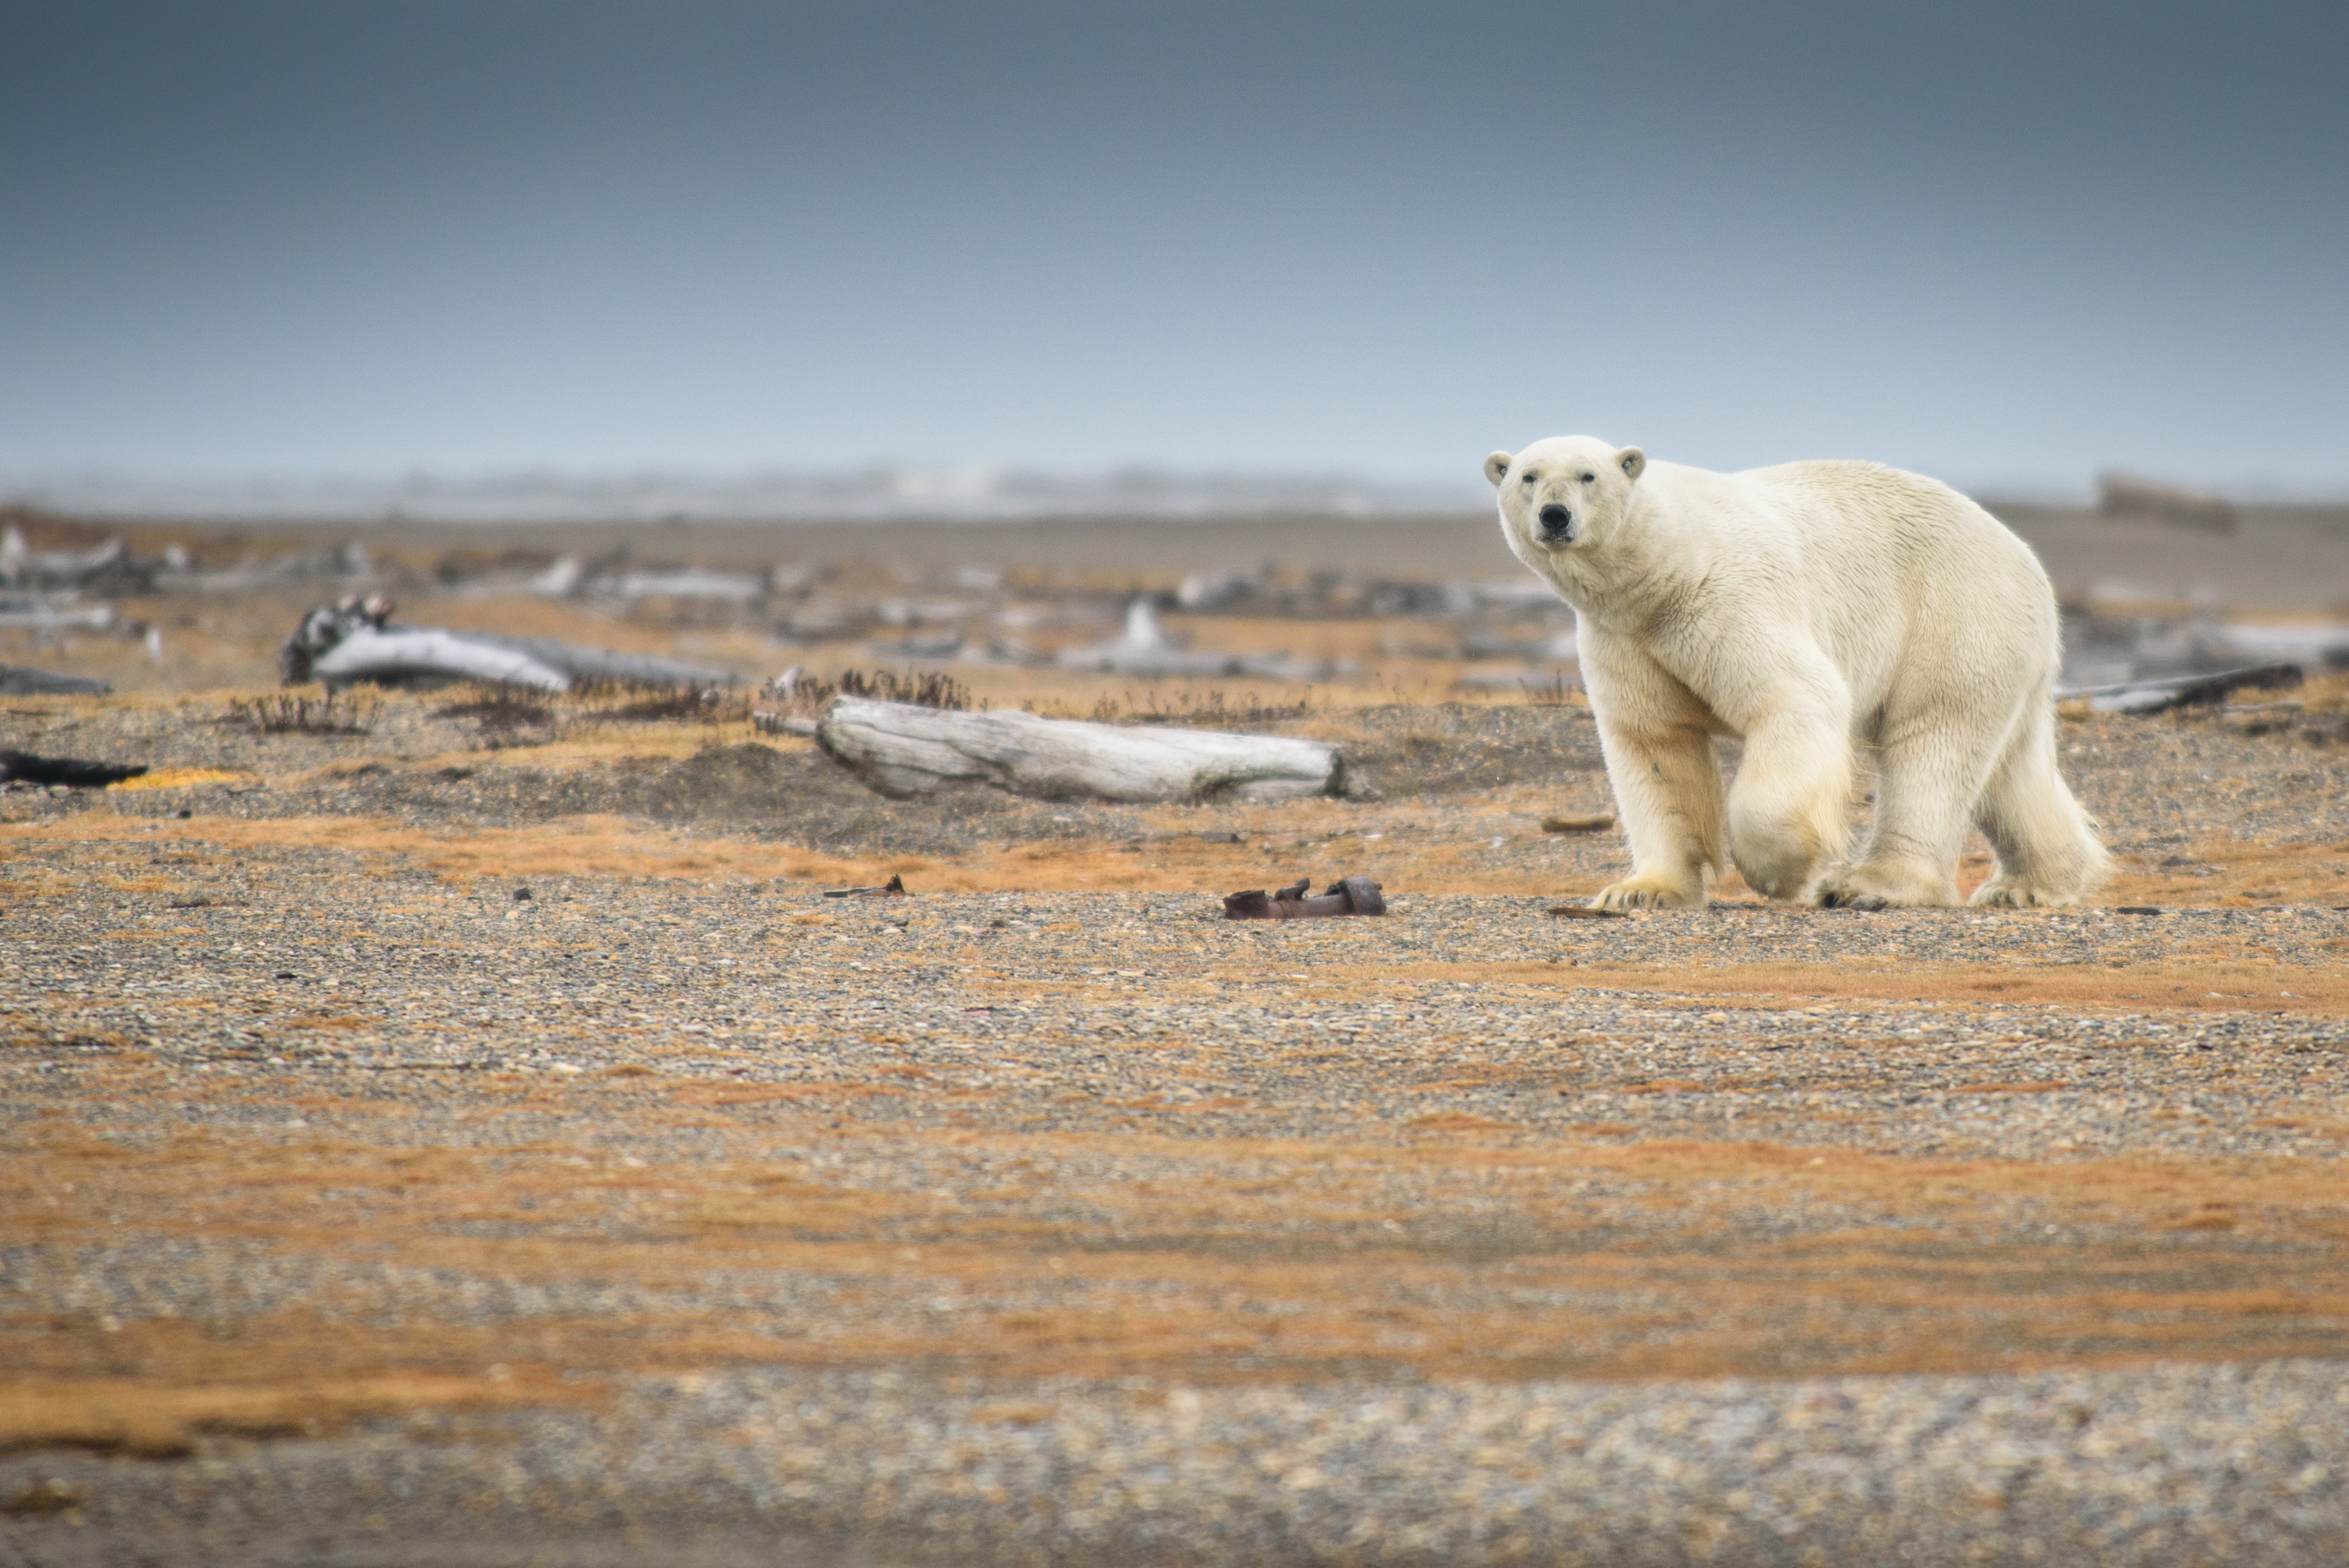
[1593,878,1703,911]
[1815,862,1962,910]
[1967,877,2078,909]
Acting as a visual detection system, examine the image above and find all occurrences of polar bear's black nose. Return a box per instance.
[1537,504,1574,539]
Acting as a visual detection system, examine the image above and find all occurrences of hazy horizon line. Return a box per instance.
[6,461,2342,525]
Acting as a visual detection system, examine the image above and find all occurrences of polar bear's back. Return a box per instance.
[1740,459,2033,569]
[1712,458,2059,703]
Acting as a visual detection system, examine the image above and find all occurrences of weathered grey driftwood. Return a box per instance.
[312,628,575,691]
[479,635,734,689]
[0,598,113,632]
[304,624,736,693]
[0,664,111,696]
[2058,662,2303,715]
[817,696,1344,802]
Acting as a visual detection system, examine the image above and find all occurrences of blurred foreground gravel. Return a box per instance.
[7,1358,2348,1567]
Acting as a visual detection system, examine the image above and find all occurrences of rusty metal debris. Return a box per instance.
[1541,813,1615,834]
[823,874,908,898]
[1223,875,1386,920]
[1545,905,1629,920]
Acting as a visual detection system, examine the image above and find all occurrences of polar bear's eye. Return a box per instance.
[1521,473,1537,486]
[1579,472,1596,483]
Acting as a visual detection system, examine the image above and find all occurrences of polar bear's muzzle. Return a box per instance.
[1536,504,1575,543]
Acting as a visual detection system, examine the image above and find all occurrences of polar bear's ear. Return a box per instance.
[1483,450,1515,488]
[1616,447,1647,482]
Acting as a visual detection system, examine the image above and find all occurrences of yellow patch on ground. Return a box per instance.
[1,1356,595,1458]
[2103,835,2349,908]
[9,1109,2349,1411]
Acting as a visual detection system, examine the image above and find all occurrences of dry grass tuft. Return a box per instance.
[225,687,379,736]
[1064,687,1319,728]
[837,668,973,711]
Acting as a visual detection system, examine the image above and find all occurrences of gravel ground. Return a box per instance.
[7,1358,2347,1567]
[3,698,2347,1565]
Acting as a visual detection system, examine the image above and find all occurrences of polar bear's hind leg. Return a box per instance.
[1969,706,2109,907]
[1812,707,2008,908]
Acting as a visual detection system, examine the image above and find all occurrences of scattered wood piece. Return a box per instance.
[0,664,110,696]
[0,602,114,632]
[312,627,572,690]
[291,601,737,691]
[817,696,1343,803]
[0,751,147,788]
[1224,876,1386,919]
[753,711,820,737]
[823,874,908,898]
[1541,813,1615,834]
[1546,905,1629,920]
[2058,663,2304,715]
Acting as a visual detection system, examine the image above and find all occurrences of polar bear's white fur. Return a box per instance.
[1484,435,2107,909]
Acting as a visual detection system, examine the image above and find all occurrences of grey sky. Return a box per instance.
[3,1,2343,492]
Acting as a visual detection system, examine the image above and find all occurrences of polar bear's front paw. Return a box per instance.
[1593,876,1704,911]
[1967,875,2078,909]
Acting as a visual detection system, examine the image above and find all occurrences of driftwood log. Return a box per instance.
[816,697,1344,803]
[2058,662,2303,715]
[0,664,110,696]
[312,628,572,690]
[305,625,735,693]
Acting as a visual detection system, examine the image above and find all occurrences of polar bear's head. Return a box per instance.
[1483,436,1646,563]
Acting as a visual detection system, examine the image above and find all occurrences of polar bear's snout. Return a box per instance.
[1537,504,1575,543]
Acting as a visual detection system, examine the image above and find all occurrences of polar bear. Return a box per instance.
[1484,435,2107,909]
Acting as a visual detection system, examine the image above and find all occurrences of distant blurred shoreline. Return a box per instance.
[4,504,2346,611]
[10,464,2348,530]
[0,468,1490,526]
[6,471,2347,608]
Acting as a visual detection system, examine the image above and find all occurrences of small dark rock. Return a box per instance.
[1,1477,83,1515]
